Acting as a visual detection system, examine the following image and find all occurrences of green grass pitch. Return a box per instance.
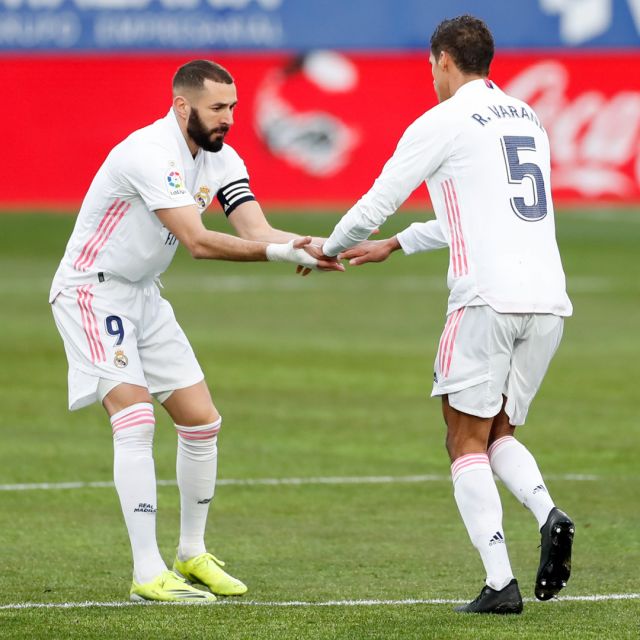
[0,210,638,639]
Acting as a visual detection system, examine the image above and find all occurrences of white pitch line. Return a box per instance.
[0,473,598,492]
[1,593,638,611]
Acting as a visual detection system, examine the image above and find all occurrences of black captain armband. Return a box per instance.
[216,179,256,216]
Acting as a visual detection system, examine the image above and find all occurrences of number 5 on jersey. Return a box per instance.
[501,135,548,222]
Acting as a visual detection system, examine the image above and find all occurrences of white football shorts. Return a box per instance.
[51,277,204,410]
[431,305,563,425]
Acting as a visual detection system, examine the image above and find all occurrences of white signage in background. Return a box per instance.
[207,0,282,8]
[507,61,640,197]
[0,11,80,45]
[93,12,283,46]
[0,0,285,47]
[540,0,640,44]
[0,0,282,7]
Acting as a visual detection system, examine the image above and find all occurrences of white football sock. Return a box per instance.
[111,402,166,584]
[488,435,555,529]
[175,418,221,562]
[451,453,514,591]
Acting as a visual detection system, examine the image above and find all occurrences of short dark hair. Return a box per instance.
[172,60,234,93]
[430,15,494,76]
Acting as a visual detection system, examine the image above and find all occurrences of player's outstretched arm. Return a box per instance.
[156,205,319,270]
[221,199,344,272]
[337,237,402,266]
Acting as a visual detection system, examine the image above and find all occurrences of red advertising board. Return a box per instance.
[4,51,640,209]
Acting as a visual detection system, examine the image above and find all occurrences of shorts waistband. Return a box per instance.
[95,272,162,290]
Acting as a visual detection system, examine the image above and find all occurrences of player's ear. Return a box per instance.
[172,95,190,121]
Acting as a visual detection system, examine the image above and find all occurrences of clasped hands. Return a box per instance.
[292,236,399,276]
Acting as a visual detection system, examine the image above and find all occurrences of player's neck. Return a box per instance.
[450,73,485,97]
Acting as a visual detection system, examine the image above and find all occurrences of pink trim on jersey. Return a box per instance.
[451,452,490,483]
[488,435,516,461]
[441,179,468,277]
[437,307,465,379]
[77,285,106,363]
[111,408,155,435]
[448,181,469,274]
[73,199,130,272]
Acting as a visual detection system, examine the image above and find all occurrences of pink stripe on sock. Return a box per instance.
[112,418,155,435]
[177,427,220,440]
[488,436,516,461]
[176,418,221,439]
[112,414,154,426]
[111,408,154,428]
[451,453,490,483]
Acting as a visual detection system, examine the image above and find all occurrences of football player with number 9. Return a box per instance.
[50,60,342,603]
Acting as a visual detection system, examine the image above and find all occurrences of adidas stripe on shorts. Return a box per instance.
[51,277,204,410]
[431,305,563,425]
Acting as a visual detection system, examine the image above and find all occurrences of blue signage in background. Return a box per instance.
[1,0,639,51]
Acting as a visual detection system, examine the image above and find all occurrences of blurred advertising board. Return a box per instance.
[4,51,640,207]
[1,0,640,51]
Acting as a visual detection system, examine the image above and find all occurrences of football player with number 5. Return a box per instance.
[319,15,575,614]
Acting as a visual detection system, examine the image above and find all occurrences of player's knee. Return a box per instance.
[178,407,219,427]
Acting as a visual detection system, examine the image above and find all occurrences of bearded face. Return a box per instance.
[187,106,229,152]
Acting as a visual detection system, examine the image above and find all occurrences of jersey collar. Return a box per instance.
[454,78,499,98]
[166,108,202,166]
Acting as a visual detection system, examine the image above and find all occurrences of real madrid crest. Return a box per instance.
[195,186,212,211]
[114,349,129,368]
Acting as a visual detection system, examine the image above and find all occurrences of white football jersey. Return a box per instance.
[50,110,255,302]
[323,79,572,316]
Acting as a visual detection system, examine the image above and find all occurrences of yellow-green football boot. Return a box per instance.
[130,569,217,603]
[173,552,248,596]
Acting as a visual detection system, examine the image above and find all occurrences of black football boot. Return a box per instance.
[535,507,575,600]
[455,578,523,614]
